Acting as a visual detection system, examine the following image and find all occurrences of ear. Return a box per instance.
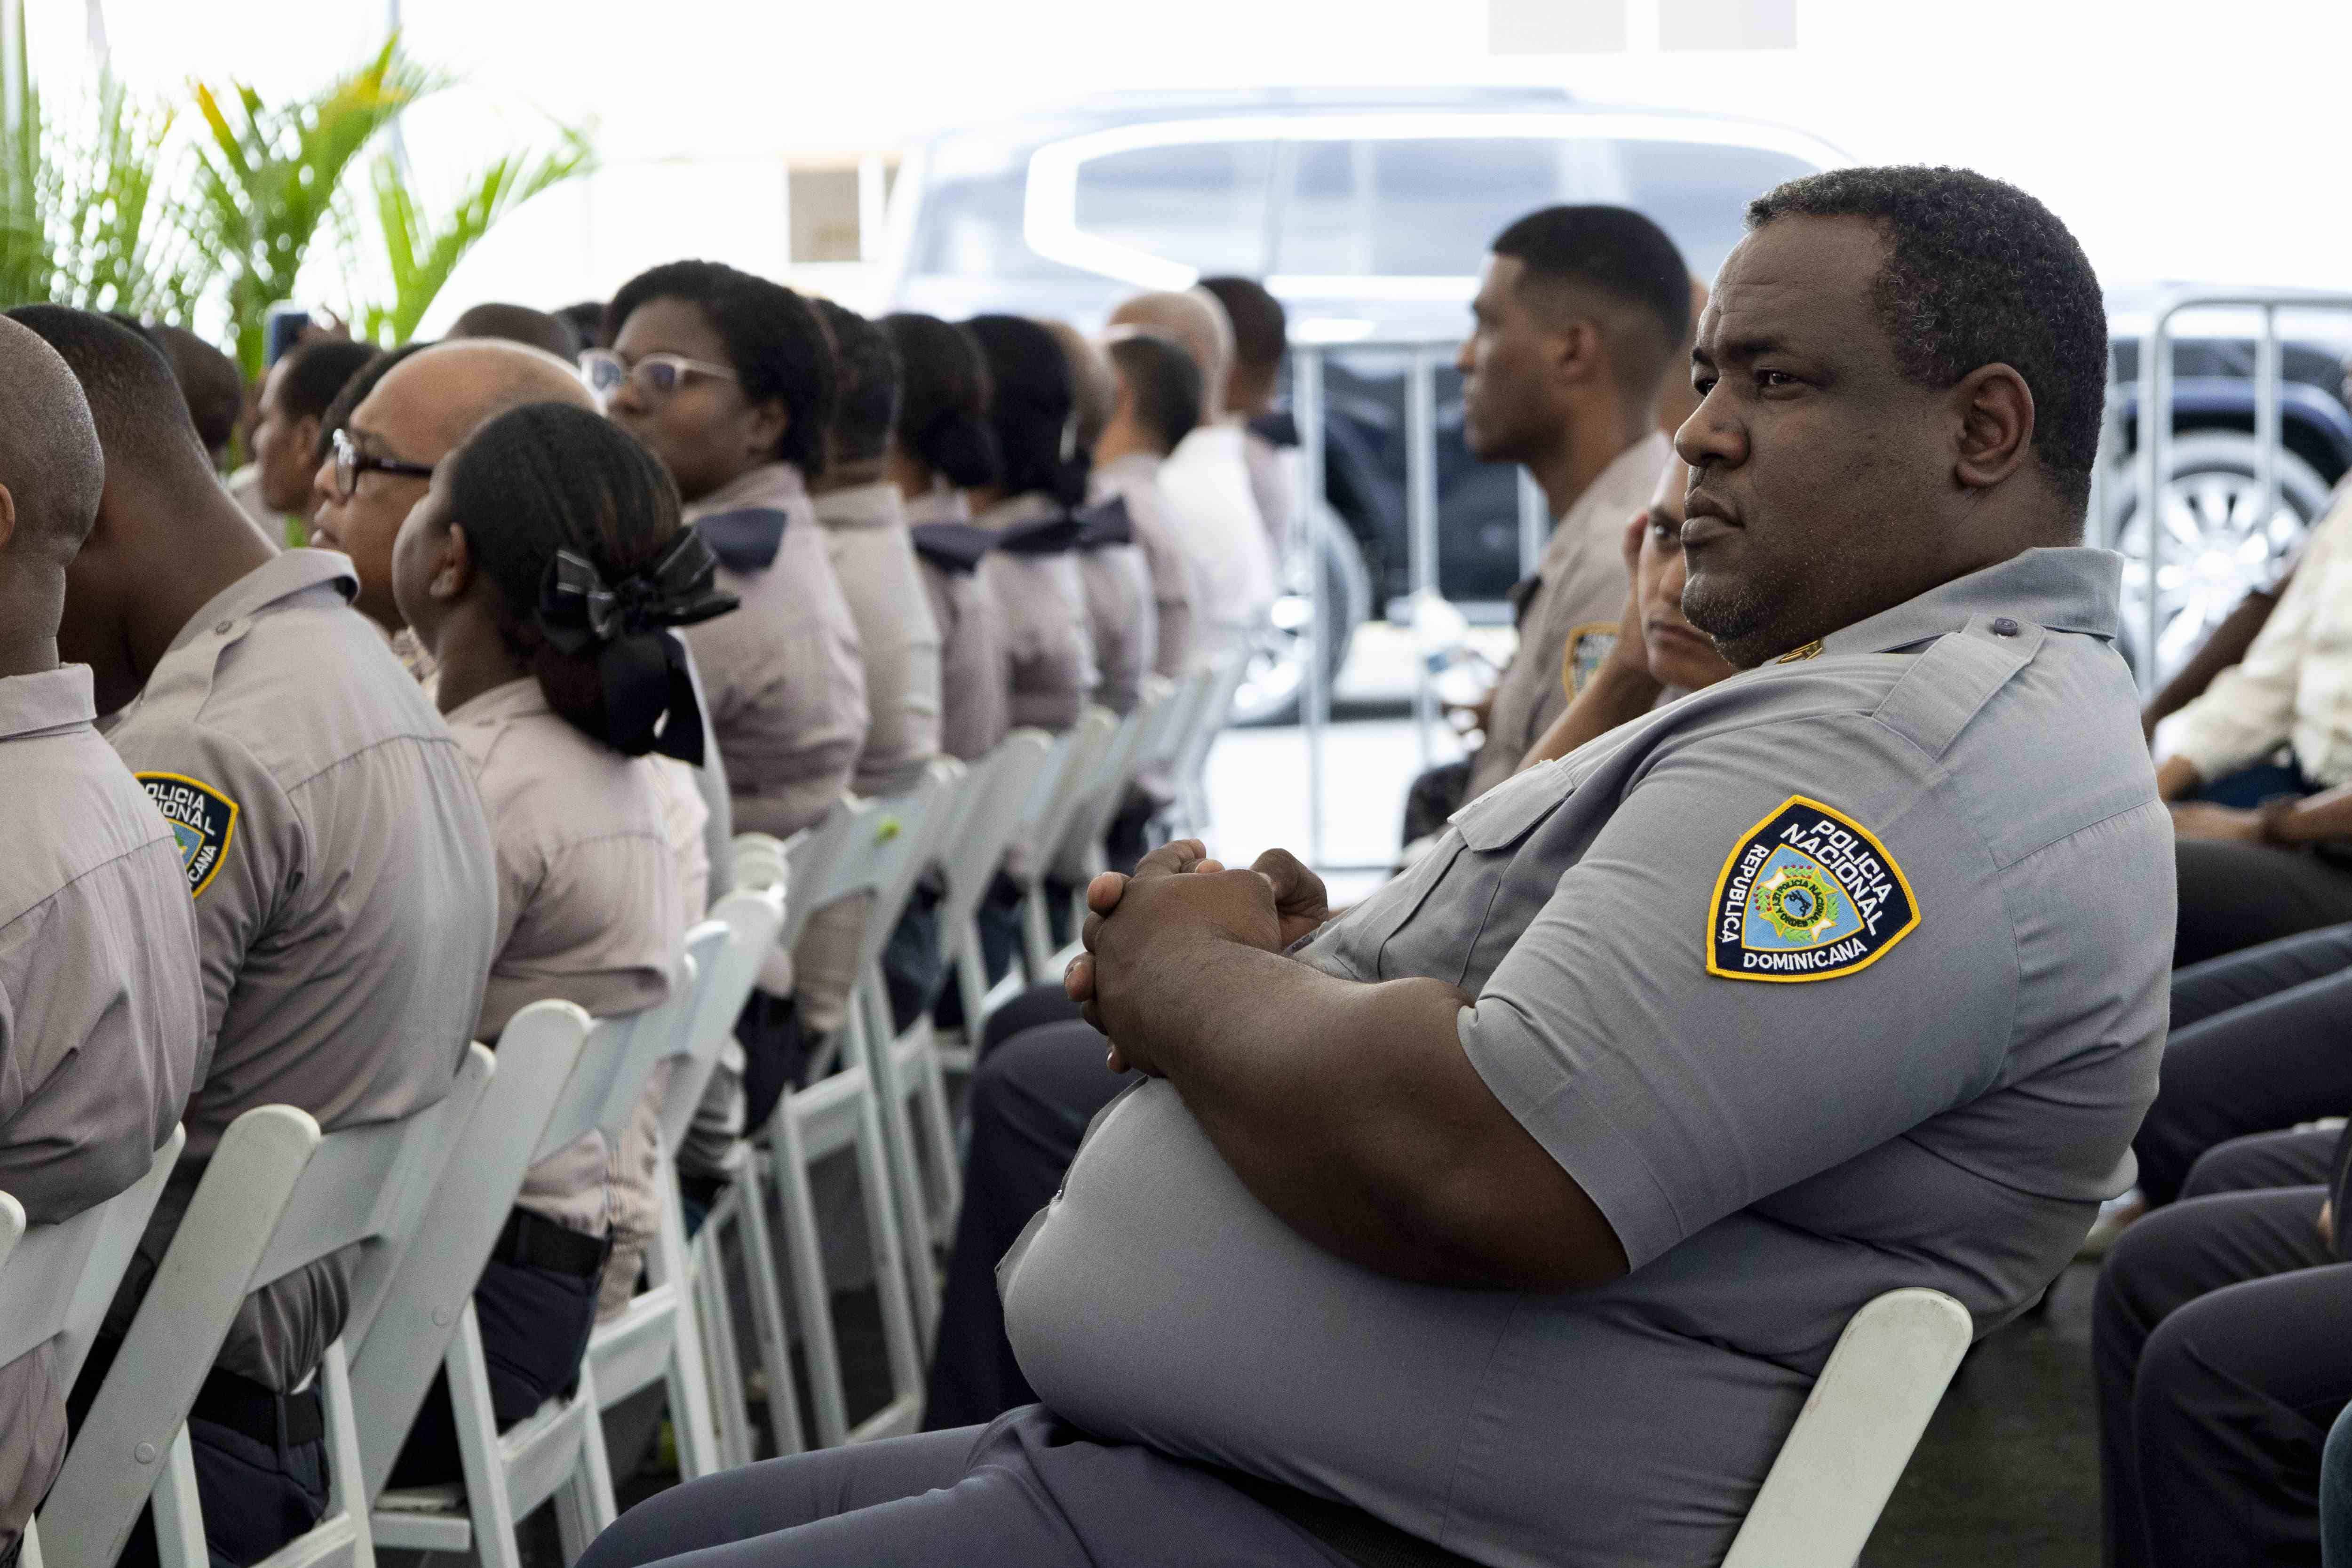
[745,397,789,464]
[292,413,322,456]
[0,481,16,554]
[1951,364,2035,490]
[1545,318,1607,391]
[432,521,477,602]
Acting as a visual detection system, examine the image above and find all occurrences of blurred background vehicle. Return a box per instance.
[884,85,1843,720]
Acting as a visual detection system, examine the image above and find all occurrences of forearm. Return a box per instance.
[2269,782,2352,844]
[2155,754,2202,802]
[2145,587,2280,735]
[1517,661,1662,774]
[1115,933,1618,1288]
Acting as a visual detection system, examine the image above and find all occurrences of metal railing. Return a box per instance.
[2131,287,2352,692]
[1290,339,1476,871]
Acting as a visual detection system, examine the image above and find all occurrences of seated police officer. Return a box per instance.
[0,318,202,1568]
[13,306,500,1568]
[579,166,2170,1568]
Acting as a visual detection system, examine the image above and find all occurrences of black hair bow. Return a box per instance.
[535,531,739,764]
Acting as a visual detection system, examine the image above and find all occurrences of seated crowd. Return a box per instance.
[1,160,2346,1568]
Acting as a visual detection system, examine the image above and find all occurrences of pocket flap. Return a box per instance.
[1450,765,1574,852]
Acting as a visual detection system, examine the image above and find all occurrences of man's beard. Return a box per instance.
[1681,565,1784,669]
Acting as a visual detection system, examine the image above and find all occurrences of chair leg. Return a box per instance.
[650,1167,723,1480]
[849,1075,926,1439]
[149,1429,208,1568]
[317,1341,372,1568]
[690,1218,754,1468]
[849,991,939,1351]
[551,1361,618,1565]
[1019,885,1054,980]
[905,1015,963,1230]
[769,1106,850,1448]
[445,1309,524,1568]
[730,1149,805,1456]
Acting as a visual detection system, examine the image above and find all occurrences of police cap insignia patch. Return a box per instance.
[1708,796,1919,982]
[138,773,238,898]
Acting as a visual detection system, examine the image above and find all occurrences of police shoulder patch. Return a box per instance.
[1562,622,1620,695]
[1707,795,1919,983]
[138,772,239,899]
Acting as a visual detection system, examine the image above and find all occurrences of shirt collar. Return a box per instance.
[165,549,359,659]
[0,664,96,741]
[811,479,907,532]
[1817,547,2123,656]
[973,491,1064,533]
[445,675,551,728]
[683,461,811,525]
[902,485,969,525]
[1090,451,1163,495]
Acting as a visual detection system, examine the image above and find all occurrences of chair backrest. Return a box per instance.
[45,1056,492,1568]
[1006,708,1116,888]
[774,801,867,950]
[657,894,782,1156]
[1171,651,1250,782]
[1051,679,1174,877]
[534,955,704,1160]
[935,732,1055,953]
[811,762,962,975]
[1144,665,1215,771]
[730,831,790,894]
[0,1127,185,1381]
[347,1022,589,1497]
[1719,1286,1974,1568]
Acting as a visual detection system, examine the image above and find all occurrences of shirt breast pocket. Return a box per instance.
[1375,766,1579,988]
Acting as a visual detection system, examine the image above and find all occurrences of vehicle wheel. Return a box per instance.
[2107,431,2333,687]
[1230,500,1372,728]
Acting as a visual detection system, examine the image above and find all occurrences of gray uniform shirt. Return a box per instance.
[103,549,497,1392]
[1467,432,1672,801]
[972,492,1099,732]
[1004,548,2172,1567]
[681,463,869,839]
[0,666,202,1551]
[451,677,682,1239]
[908,488,1014,763]
[1089,452,1196,683]
[811,480,945,796]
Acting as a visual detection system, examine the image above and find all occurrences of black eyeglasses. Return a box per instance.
[329,427,436,501]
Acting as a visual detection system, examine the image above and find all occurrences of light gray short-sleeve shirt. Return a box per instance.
[452,677,682,1240]
[908,488,1014,763]
[811,480,945,796]
[1003,548,2172,1567]
[102,549,499,1392]
[0,666,202,1552]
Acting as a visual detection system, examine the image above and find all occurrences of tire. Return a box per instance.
[2106,430,2333,687]
[1229,500,1372,728]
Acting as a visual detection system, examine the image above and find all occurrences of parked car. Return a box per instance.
[883,85,1844,721]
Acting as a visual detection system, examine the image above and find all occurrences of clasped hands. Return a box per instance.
[1062,839,1330,1075]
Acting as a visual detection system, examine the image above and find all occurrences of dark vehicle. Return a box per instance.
[883,86,1843,720]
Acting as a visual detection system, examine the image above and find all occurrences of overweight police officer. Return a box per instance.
[577,167,2172,1568]
[0,318,201,1568]
[12,307,499,1568]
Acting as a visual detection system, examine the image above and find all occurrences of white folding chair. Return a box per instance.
[579,923,740,1486]
[1008,709,1118,981]
[1168,653,1250,845]
[834,764,971,1310]
[934,732,1056,1075]
[371,977,702,1568]
[1720,1286,1974,1568]
[4,1127,184,1568]
[46,1051,489,1568]
[738,808,928,1449]
[1045,676,1176,950]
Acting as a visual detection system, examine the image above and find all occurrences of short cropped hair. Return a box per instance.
[451,302,582,363]
[1747,166,2107,511]
[1197,276,1286,374]
[7,305,213,479]
[145,323,246,462]
[811,299,900,467]
[278,339,380,425]
[1107,332,1201,456]
[607,261,836,479]
[1491,206,1691,402]
[556,301,608,351]
[967,314,1084,508]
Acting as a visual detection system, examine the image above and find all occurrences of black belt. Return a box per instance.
[190,1365,325,1451]
[1212,1467,1483,1568]
[488,1208,612,1279]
